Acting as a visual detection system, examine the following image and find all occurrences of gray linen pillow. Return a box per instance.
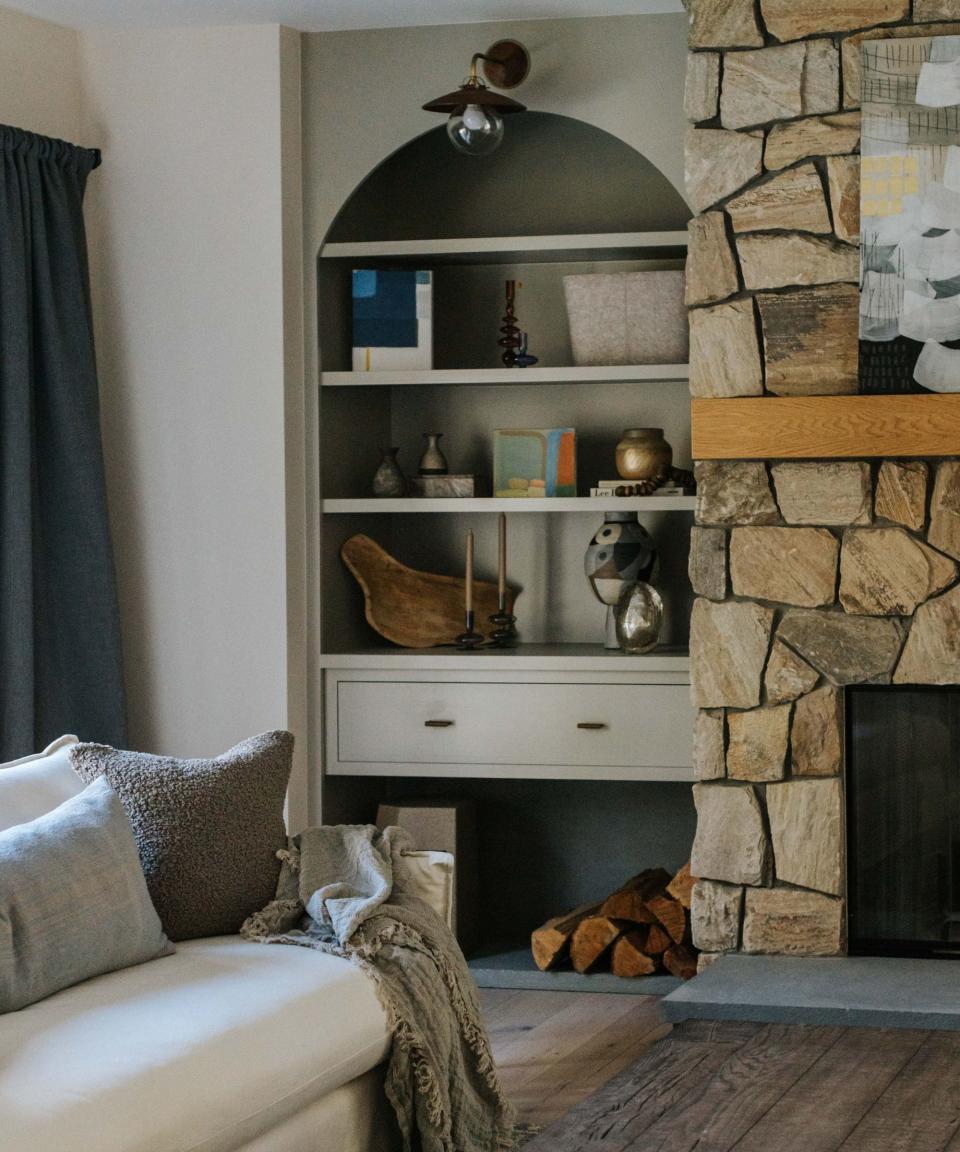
[71,731,293,941]
[0,776,173,1014]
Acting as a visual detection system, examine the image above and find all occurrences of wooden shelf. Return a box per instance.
[321,364,690,387]
[692,394,960,459]
[322,496,697,514]
[319,644,690,673]
[320,231,688,265]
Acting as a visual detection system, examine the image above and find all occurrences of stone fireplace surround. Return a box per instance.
[683,0,960,967]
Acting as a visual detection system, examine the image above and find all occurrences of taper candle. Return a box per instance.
[498,513,506,604]
[465,529,474,613]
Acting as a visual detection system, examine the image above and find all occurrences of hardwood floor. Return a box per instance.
[506,1017,960,1152]
[479,987,671,1128]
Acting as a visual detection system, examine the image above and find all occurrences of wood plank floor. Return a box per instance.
[479,987,671,1129]
[509,1016,960,1152]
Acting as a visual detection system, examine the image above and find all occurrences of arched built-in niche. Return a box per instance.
[325,111,690,244]
[317,112,690,377]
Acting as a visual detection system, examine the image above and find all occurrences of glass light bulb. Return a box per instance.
[447,105,504,156]
[462,104,488,131]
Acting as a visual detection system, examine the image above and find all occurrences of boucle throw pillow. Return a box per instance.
[0,777,173,1013]
[71,731,292,941]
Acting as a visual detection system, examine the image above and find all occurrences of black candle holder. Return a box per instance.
[455,609,485,650]
[488,599,518,647]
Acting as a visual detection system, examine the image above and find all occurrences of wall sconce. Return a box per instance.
[422,40,530,157]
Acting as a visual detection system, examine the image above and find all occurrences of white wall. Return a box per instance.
[0,5,80,141]
[79,25,307,823]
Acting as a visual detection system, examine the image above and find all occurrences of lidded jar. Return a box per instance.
[615,428,672,482]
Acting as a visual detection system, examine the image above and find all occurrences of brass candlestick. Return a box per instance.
[456,529,484,649]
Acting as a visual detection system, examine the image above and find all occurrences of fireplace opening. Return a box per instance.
[848,685,960,959]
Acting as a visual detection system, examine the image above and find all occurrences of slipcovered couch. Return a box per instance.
[0,737,454,1152]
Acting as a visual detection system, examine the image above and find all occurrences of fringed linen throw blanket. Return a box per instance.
[240,824,515,1152]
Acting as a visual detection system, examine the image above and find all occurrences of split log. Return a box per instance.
[643,923,673,955]
[663,943,699,981]
[531,901,601,971]
[599,868,672,924]
[666,861,696,909]
[570,916,625,973]
[611,931,657,978]
[647,892,688,944]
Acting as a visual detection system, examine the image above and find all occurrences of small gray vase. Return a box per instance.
[372,448,406,497]
[419,432,448,476]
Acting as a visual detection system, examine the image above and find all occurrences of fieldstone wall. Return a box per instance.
[684,0,960,964]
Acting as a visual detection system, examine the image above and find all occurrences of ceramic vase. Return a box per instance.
[615,428,672,482]
[584,512,656,648]
[372,447,406,497]
[419,432,448,476]
[615,581,663,654]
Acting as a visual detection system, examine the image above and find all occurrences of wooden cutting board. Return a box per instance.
[341,533,518,648]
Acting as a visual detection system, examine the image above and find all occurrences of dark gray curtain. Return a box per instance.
[0,124,126,759]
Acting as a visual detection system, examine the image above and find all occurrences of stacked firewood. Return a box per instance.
[531,863,698,980]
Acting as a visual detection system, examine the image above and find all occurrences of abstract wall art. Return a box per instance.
[492,428,577,498]
[860,36,960,393]
[352,269,433,371]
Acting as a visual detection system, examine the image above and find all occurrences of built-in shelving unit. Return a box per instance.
[310,110,698,972]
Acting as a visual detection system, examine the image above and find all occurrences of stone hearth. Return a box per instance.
[684,0,960,965]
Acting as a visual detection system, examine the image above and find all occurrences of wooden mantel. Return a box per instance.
[691,395,960,459]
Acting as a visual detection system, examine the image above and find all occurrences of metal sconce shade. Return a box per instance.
[422,39,530,116]
[422,86,526,116]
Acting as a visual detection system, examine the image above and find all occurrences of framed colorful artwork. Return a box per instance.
[492,428,577,498]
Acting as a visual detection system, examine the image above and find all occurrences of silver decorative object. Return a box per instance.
[615,581,663,654]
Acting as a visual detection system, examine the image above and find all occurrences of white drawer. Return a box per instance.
[333,679,693,779]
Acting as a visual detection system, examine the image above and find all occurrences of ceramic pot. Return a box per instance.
[372,447,406,497]
[615,581,663,654]
[615,428,672,482]
[419,432,448,476]
[584,512,656,648]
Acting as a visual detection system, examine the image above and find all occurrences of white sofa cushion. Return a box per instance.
[0,734,81,832]
[0,936,390,1152]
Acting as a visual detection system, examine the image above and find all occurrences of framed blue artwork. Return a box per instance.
[352,269,433,371]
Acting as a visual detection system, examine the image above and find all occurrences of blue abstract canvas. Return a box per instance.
[352,269,432,371]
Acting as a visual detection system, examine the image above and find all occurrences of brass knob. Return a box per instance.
[424,720,454,728]
[577,722,607,730]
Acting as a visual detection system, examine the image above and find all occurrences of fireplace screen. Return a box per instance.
[848,686,960,957]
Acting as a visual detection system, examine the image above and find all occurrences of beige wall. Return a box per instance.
[79,25,307,824]
[0,5,81,141]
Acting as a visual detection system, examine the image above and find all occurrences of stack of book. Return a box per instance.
[589,480,690,498]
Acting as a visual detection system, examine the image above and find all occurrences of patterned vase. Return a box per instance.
[584,512,656,648]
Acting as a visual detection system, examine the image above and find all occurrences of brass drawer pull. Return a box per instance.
[424,719,454,728]
[577,722,607,730]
